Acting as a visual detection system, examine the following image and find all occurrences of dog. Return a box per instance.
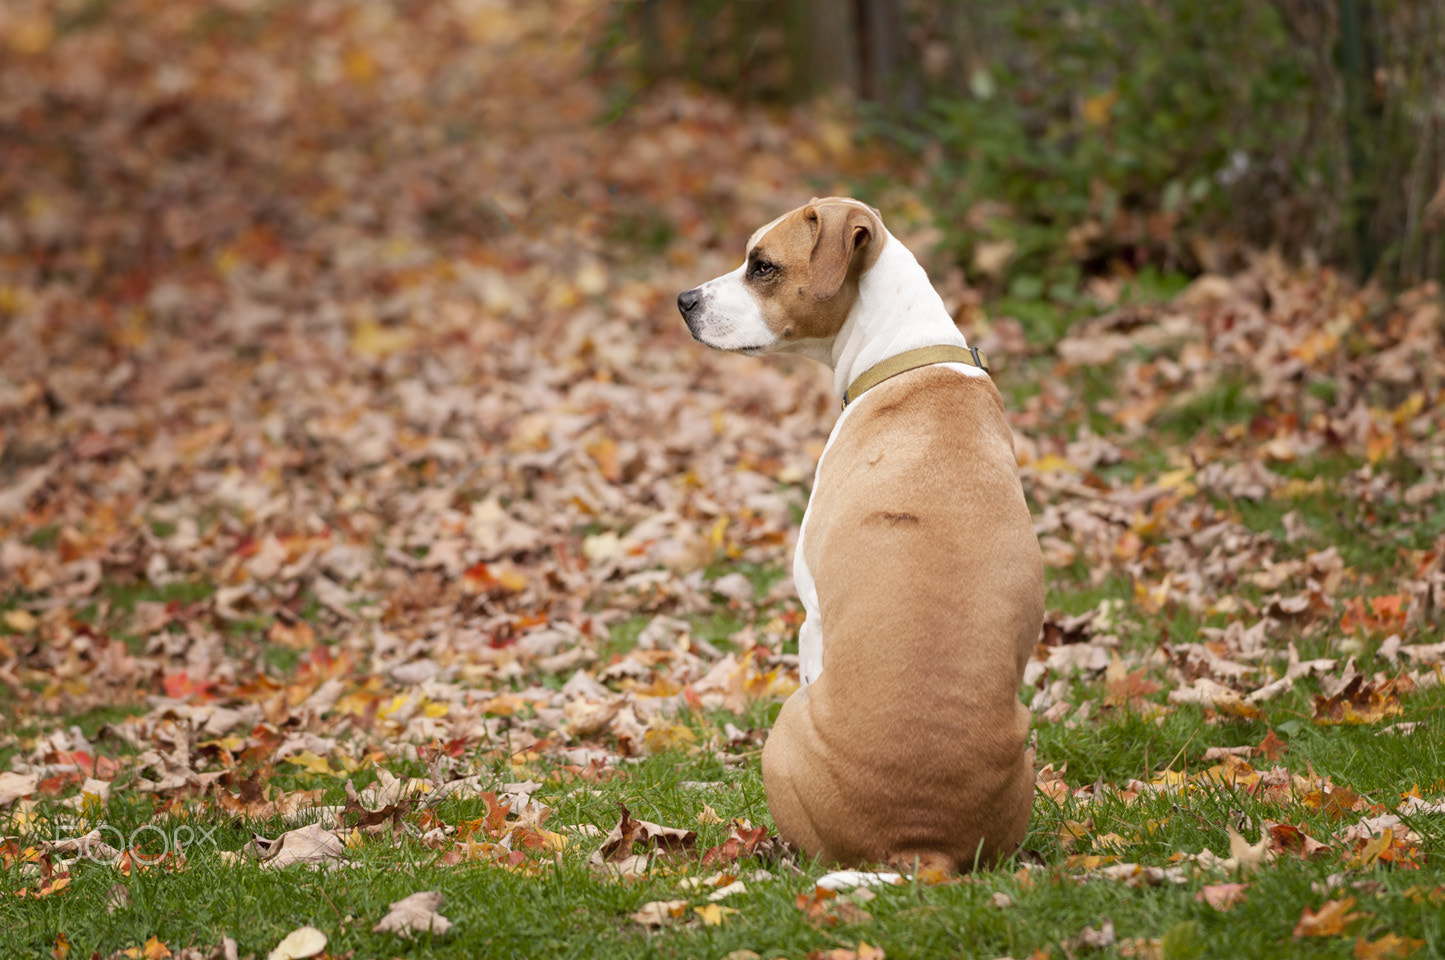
[677,198,1044,873]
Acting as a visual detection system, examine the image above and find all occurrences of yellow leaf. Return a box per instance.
[1082,89,1118,126]
[694,903,737,926]
[351,317,414,359]
[197,736,248,754]
[643,720,698,753]
[1031,454,1079,474]
[708,516,729,550]
[344,48,376,83]
[1058,820,1091,851]
[121,938,171,960]
[1352,829,1393,868]
[7,13,55,55]
[1156,467,1195,491]
[378,694,412,718]
[283,751,335,776]
[1392,392,1425,426]
[3,609,37,632]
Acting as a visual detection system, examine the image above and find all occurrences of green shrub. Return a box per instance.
[917,1,1328,297]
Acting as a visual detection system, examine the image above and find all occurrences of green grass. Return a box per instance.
[7,706,1445,959]
[9,358,1445,960]
[10,473,1445,958]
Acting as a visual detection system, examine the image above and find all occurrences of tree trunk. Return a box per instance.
[795,0,858,97]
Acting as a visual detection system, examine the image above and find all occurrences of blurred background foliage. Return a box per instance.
[602,0,1445,301]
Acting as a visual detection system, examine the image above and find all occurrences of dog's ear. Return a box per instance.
[805,202,876,301]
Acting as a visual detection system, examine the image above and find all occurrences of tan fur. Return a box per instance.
[745,198,883,342]
[761,368,1044,871]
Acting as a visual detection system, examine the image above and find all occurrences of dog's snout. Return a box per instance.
[677,287,702,316]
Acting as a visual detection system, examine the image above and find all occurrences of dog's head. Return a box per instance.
[677,197,885,356]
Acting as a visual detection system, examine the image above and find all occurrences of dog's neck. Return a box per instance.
[781,231,979,399]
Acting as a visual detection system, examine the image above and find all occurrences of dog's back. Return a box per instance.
[762,367,1044,870]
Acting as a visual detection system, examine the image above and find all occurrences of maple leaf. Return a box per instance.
[701,821,776,866]
[1339,594,1409,635]
[693,903,738,926]
[1267,823,1331,859]
[1293,897,1370,938]
[1256,728,1288,760]
[1300,784,1365,820]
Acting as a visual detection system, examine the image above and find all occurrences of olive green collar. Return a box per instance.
[841,344,990,409]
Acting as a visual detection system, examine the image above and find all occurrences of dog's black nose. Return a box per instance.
[677,288,701,316]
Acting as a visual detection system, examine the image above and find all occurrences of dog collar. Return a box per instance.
[841,344,990,409]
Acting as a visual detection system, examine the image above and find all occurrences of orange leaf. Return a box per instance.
[1354,933,1425,960]
[1268,823,1331,859]
[1257,728,1288,761]
[1293,897,1369,938]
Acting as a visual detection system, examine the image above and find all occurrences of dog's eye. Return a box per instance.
[751,260,776,278]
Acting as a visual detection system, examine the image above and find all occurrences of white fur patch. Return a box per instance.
[687,261,777,354]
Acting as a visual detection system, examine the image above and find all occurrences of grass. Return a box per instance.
[8,350,1445,960]
[7,694,1444,958]
[9,457,1445,958]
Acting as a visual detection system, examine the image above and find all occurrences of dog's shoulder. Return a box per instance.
[838,366,1011,457]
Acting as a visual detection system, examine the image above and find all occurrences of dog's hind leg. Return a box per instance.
[761,689,828,859]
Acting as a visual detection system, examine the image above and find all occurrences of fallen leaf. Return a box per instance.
[693,903,737,926]
[372,891,453,938]
[1257,728,1288,760]
[806,944,885,960]
[252,823,346,870]
[1293,897,1369,938]
[1354,934,1426,960]
[590,804,696,872]
[629,899,687,927]
[120,938,171,960]
[1197,882,1249,911]
[1313,675,1404,725]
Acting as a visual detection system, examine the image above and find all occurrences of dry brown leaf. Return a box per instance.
[1313,675,1406,726]
[265,926,326,960]
[372,891,453,938]
[253,823,346,870]
[629,899,687,927]
[590,804,696,871]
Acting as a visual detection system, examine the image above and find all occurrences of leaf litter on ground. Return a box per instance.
[2,0,1445,957]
